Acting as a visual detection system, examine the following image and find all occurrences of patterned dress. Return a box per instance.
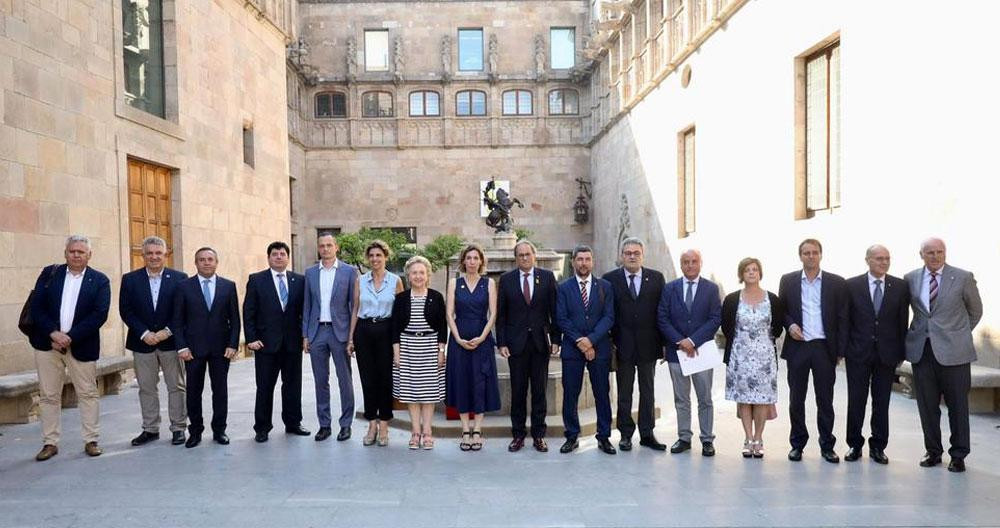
[393,295,445,403]
[725,294,778,405]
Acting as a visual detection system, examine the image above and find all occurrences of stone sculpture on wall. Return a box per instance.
[534,34,547,82]
[488,33,499,84]
[393,36,405,84]
[346,35,358,83]
[441,35,453,83]
[617,193,631,255]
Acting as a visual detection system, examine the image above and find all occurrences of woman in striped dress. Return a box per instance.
[391,256,447,449]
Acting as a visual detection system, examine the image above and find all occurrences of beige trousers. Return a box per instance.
[133,349,187,433]
[34,350,99,445]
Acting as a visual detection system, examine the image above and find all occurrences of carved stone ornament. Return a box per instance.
[346,35,358,83]
[534,34,547,82]
[488,33,499,84]
[393,36,405,84]
[441,35,453,83]
[617,193,631,253]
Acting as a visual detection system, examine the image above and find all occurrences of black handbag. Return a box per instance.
[18,265,57,337]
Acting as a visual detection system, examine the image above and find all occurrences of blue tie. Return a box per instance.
[277,273,288,309]
[202,279,212,310]
[685,281,695,311]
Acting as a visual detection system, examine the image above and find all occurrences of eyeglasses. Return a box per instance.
[622,251,642,257]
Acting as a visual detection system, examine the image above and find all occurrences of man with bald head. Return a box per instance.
[843,245,910,465]
[904,238,982,472]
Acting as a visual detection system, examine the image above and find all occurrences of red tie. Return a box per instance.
[928,272,938,311]
[522,273,531,304]
[580,280,590,309]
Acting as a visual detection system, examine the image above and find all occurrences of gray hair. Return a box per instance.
[513,239,537,255]
[620,237,644,252]
[571,244,593,259]
[65,235,91,251]
[920,237,946,253]
[142,236,167,250]
[404,255,432,274]
[865,244,889,258]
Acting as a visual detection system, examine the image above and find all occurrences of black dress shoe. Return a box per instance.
[285,425,311,436]
[869,448,889,465]
[920,453,942,467]
[619,438,632,451]
[336,427,352,441]
[821,450,840,464]
[533,437,548,452]
[185,434,201,449]
[597,437,617,455]
[702,442,716,457]
[670,439,691,454]
[315,427,332,442]
[788,448,803,461]
[844,447,862,462]
[640,436,667,451]
[131,431,159,446]
[948,458,966,473]
[560,437,579,453]
[213,433,230,445]
[171,431,186,445]
[255,432,268,443]
[508,437,525,452]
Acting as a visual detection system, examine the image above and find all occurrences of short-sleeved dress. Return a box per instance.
[725,294,779,406]
[393,295,445,403]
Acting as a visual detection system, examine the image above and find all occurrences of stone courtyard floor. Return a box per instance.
[1,358,999,528]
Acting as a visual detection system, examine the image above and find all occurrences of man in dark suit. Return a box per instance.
[244,241,310,442]
[603,237,667,452]
[29,235,111,461]
[556,245,616,455]
[843,244,910,465]
[172,247,241,448]
[497,239,561,452]
[778,238,847,463]
[119,236,188,447]
[657,249,722,456]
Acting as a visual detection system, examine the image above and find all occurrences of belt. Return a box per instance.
[401,330,434,337]
[318,322,333,326]
[359,317,390,324]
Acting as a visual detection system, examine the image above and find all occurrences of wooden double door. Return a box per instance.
[126,158,174,270]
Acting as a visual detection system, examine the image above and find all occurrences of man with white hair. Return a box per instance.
[28,235,111,461]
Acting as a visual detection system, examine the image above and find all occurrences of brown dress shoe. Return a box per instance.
[35,444,58,461]
[532,437,549,452]
[84,442,103,457]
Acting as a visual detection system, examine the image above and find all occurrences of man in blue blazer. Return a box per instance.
[29,235,111,461]
[172,247,241,448]
[556,245,616,455]
[657,249,722,456]
[302,233,357,442]
[119,236,188,447]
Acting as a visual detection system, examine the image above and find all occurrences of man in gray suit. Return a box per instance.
[904,237,983,473]
[303,233,357,442]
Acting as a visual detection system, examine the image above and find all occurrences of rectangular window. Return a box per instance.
[458,29,484,71]
[550,28,575,69]
[456,91,487,116]
[677,126,695,237]
[364,30,389,72]
[122,0,165,117]
[503,90,532,116]
[804,42,841,212]
[362,92,394,117]
[548,90,579,115]
[409,92,440,117]
[242,125,254,168]
[316,92,347,118]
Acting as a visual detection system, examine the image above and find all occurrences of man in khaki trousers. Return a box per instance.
[27,235,111,461]
[119,236,189,446]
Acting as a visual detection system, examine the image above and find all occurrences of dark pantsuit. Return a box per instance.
[355,318,394,421]
[616,358,656,438]
[253,351,303,433]
[912,340,971,459]
[845,358,895,450]
[508,338,549,439]
[562,357,611,440]
[186,355,230,435]
[787,339,837,450]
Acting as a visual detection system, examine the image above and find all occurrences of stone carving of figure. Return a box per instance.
[393,36,405,84]
[616,193,631,252]
[488,34,499,83]
[534,34,547,82]
[441,35,453,82]
[346,35,358,83]
[482,178,524,233]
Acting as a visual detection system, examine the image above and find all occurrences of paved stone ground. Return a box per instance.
[1,358,999,528]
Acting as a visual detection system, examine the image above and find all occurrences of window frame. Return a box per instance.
[364,29,390,72]
[502,89,533,116]
[677,125,695,237]
[548,89,579,116]
[408,90,441,117]
[457,28,485,72]
[315,91,348,119]
[361,90,395,118]
[550,27,576,70]
[455,89,488,116]
[242,124,255,169]
[794,34,841,220]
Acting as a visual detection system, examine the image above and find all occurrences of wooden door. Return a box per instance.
[127,159,173,270]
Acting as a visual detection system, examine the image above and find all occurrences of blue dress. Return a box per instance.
[445,276,501,413]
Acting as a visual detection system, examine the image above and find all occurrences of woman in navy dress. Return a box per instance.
[445,244,501,451]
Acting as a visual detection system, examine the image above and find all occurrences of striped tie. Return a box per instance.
[580,280,590,310]
[928,272,938,311]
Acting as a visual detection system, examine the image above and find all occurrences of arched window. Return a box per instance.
[502,89,533,116]
[361,91,394,117]
[315,92,347,118]
[456,90,487,116]
[548,89,579,115]
[408,91,441,117]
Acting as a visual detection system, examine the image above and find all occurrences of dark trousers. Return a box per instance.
[845,356,895,450]
[253,350,304,433]
[786,339,837,451]
[912,340,971,459]
[186,354,230,435]
[615,356,656,439]
[562,356,612,440]
[355,319,394,421]
[508,338,549,439]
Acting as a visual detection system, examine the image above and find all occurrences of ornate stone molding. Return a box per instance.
[441,35,453,83]
[393,36,405,85]
[488,34,499,84]
[534,34,547,83]
[346,35,358,83]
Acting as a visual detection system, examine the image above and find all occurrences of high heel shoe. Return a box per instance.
[363,423,377,446]
[752,440,764,459]
[742,439,752,458]
[377,426,389,447]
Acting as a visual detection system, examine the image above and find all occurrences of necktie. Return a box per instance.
[202,279,213,310]
[580,280,590,310]
[873,279,883,314]
[928,272,938,311]
[277,273,289,310]
[685,281,695,311]
[628,274,638,300]
[522,273,531,304]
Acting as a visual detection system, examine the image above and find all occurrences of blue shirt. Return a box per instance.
[358,271,399,319]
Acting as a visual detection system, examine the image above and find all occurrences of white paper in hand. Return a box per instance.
[677,340,723,377]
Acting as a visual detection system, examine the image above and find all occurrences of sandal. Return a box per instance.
[408,433,421,450]
[421,434,435,450]
[752,440,764,459]
[470,430,483,451]
[460,432,473,451]
[363,423,377,446]
[741,439,752,458]
[377,426,389,447]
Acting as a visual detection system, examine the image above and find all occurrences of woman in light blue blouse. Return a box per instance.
[349,240,404,446]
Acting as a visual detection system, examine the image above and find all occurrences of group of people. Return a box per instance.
[26,233,982,474]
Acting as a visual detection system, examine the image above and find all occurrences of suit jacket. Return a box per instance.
[602,267,666,363]
[657,276,722,363]
[845,273,910,367]
[904,264,983,366]
[721,291,784,364]
[496,267,561,355]
[119,267,188,353]
[391,288,448,344]
[556,276,615,361]
[243,269,305,355]
[302,260,356,343]
[172,275,241,358]
[28,264,111,362]
[778,270,848,361]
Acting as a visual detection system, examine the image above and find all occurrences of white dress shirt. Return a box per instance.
[140,268,171,341]
[920,266,942,312]
[319,260,339,322]
[520,267,535,299]
[271,268,289,310]
[800,271,826,340]
[682,275,700,301]
[624,268,644,296]
[59,268,86,332]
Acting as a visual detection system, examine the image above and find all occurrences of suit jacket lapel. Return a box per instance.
[138,272,155,315]
[72,268,96,321]
[910,272,927,315]
[933,265,952,314]
[262,272,282,310]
